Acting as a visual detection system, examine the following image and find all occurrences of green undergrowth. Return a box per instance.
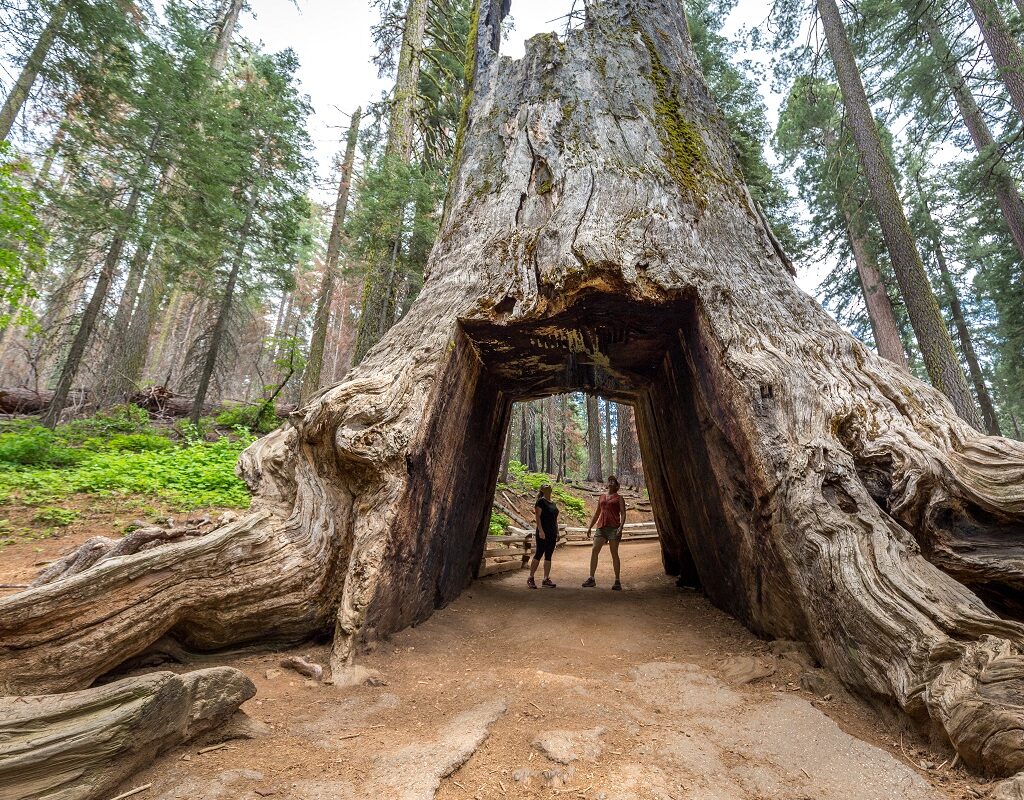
[497,460,588,523]
[0,406,255,511]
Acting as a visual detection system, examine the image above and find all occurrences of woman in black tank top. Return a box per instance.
[529,484,559,589]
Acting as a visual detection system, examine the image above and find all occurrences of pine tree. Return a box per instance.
[815,0,981,429]
[300,107,362,404]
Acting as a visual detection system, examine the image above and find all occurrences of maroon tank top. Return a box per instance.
[596,493,622,528]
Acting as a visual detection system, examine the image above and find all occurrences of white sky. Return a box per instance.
[233,1,821,291]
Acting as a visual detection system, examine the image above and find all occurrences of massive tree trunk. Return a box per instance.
[586,394,604,482]
[301,107,361,404]
[816,0,982,430]
[3,0,1024,783]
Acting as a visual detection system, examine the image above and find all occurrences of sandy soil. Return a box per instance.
[109,542,988,800]
[0,497,233,593]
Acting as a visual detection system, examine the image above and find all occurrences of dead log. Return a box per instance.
[0,667,255,800]
[0,387,86,415]
[1,0,1024,780]
[493,498,530,529]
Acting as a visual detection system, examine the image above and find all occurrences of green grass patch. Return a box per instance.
[488,511,511,537]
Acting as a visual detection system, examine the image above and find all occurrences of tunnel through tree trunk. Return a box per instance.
[3,0,1024,780]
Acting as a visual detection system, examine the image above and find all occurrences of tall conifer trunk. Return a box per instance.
[301,108,361,403]
[0,1,69,140]
[965,0,1024,122]
[586,394,603,482]
[917,3,1024,265]
[351,0,429,364]
[816,0,982,430]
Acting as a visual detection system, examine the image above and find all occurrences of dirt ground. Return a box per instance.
[104,542,990,800]
[0,496,233,592]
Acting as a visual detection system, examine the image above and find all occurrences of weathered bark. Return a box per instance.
[300,107,361,404]
[816,0,982,430]
[838,193,908,369]
[0,667,255,800]
[0,1,69,141]
[3,0,1024,781]
[351,0,429,364]
[917,4,1024,265]
[586,394,603,482]
[616,403,643,487]
[915,175,1001,436]
[966,0,1024,123]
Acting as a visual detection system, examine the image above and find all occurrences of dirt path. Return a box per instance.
[116,542,981,800]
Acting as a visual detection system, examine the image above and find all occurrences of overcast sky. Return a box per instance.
[237,1,821,292]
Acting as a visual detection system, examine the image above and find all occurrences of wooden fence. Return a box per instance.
[477,521,659,576]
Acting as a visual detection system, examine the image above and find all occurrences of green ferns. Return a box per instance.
[0,411,255,510]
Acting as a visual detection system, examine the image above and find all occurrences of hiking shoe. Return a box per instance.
[527,576,537,589]
[542,578,557,588]
[612,580,622,591]
[582,577,596,588]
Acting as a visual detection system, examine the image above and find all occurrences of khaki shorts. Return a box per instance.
[594,526,621,543]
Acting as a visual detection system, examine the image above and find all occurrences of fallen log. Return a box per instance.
[0,667,255,800]
[0,385,294,421]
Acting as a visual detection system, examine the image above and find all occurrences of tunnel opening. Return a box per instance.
[376,287,805,647]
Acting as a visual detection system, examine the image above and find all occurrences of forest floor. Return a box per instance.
[99,542,987,800]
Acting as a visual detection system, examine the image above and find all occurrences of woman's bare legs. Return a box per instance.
[609,540,621,583]
[589,539,605,578]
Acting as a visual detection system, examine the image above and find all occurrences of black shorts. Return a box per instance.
[534,530,557,561]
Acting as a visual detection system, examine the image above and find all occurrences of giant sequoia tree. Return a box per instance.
[3,0,1024,788]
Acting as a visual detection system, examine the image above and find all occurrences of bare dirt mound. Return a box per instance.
[115,543,983,799]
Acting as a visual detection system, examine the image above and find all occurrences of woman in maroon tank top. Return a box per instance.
[582,476,626,590]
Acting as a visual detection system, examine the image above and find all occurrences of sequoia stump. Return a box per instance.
[1,0,1023,781]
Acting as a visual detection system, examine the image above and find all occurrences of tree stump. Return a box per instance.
[1,0,1023,779]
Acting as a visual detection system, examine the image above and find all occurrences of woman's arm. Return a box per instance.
[535,505,544,539]
[586,499,601,533]
[617,495,626,534]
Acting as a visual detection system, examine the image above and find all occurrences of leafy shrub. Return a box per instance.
[59,404,152,442]
[103,433,175,453]
[503,460,587,521]
[0,412,256,510]
[0,426,81,467]
[32,506,78,527]
[489,511,510,537]
[215,403,279,434]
